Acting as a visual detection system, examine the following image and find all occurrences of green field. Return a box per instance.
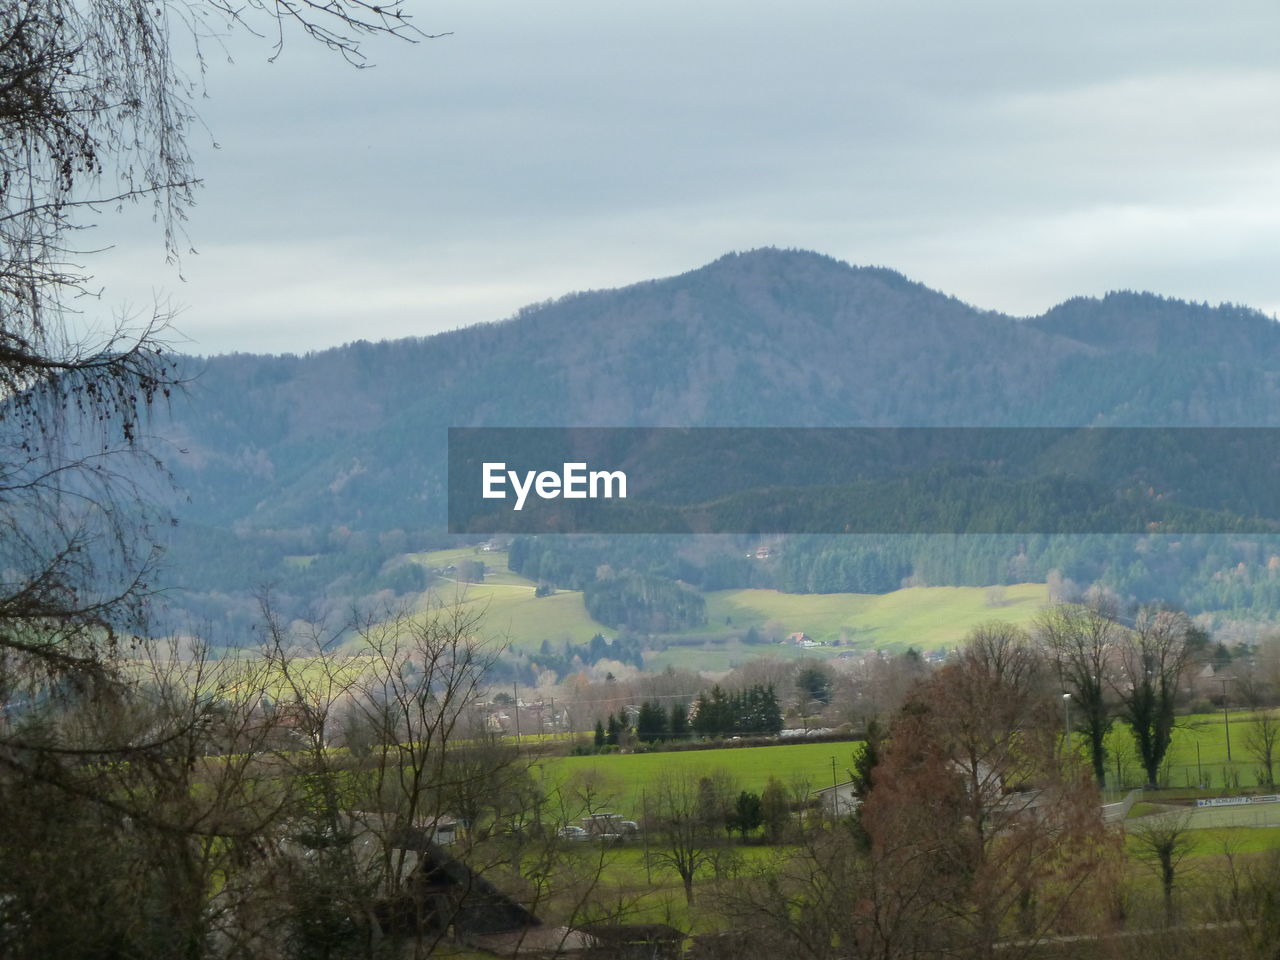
[705,583,1047,650]
[412,548,1050,669]
[539,741,864,819]
[1097,710,1280,791]
[412,548,616,650]
[412,547,533,588]
[130,651,380,703]
[537,708,1280,824]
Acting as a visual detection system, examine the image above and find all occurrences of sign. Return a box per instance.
[1196,794,1280,807]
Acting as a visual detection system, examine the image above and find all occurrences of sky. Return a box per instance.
[91,0,1280,355]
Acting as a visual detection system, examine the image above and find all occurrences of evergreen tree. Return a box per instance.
[728,791,763,840]
[760,684,784,735]
[760,776,790,842]
[691,692,714,738]
[669,702,690,742]
[636,700,668,743]
[796,663,833,707]
[850,721,882,802]
[708,685,731,736]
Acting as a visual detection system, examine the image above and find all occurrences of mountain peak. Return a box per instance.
[1030,289,1277,356]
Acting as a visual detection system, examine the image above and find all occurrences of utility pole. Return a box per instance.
[642,787,651,883]
[1062,692,1072,749]
[1219,675,1236,763]
[514,681,521,744]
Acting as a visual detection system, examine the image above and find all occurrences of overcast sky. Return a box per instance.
[91,0,1280,355]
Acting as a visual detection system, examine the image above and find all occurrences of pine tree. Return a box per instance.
[670,702,690,742]
[762,684,783,735]
[728,791,763,840]
[760,777,790,842]
[637,700,668,743]
[707,685,730,737]
[851,720,882,801]
[691,693,713,738]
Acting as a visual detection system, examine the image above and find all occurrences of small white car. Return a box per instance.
[558,825,589,842]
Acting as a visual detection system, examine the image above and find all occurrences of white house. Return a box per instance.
[814,779,860,817]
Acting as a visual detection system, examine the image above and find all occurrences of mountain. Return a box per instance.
[164,249,1280,527]
[144,248,1280,635]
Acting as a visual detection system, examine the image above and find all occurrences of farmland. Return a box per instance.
[1099,709,1280,792]
[539,740,864,818]
[514,707,1280,820]
[411,547,1049,670]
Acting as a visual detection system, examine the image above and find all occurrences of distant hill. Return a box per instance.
[404,548,1046,676]
[144,248,1280,638]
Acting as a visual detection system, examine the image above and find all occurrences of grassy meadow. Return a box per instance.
[537,740,865,820]
[1095,709,1280,792]
[411,546,1049,670]
[411,547,616,650]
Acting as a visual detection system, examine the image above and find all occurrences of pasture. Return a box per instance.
[539,740,865,819]
[1099,709,1280,791]
[410,547,1051,669]
[704,582,1048,651]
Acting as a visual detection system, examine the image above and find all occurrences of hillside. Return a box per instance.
[162,250,1280,532]
[140,248,1280,639]
[407,547,1047,675]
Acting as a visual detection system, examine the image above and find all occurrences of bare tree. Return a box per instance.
[861,631,1117,960]
[0,0,433,821]
[0,0,434,674]
[0,3,475,958]
[714,631,1118,960]
[254,600,626,959]
[1246,707,1280,788]
[0,635,298,959]
[714,824,936,960]
[644,768,726,905]
[1036,600,1123,786]
[1132,811,1196,926]
[1112,608,1195,789]
[271,601,514,957]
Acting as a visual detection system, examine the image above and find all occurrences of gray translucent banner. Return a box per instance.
[447,427,1280,534]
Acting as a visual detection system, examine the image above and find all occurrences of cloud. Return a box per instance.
[88,0,1280,352]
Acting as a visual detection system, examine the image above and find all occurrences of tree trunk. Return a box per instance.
[1144,755,1161,789]
[1089,721,1107,787]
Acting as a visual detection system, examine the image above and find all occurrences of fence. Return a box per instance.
[1098,760,1280,794]
[1101,788,1142,824]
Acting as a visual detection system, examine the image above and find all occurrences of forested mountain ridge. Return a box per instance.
[145,248,1280,634]
[163,249,1280,527]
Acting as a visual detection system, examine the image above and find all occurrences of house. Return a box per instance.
[472,923,685,959]
[690,930,755,959]
[280,810,679,956]
[814,779,860,817]
[388,832,541,938]
[1191,662,1232,699]
[575,923,686,959]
